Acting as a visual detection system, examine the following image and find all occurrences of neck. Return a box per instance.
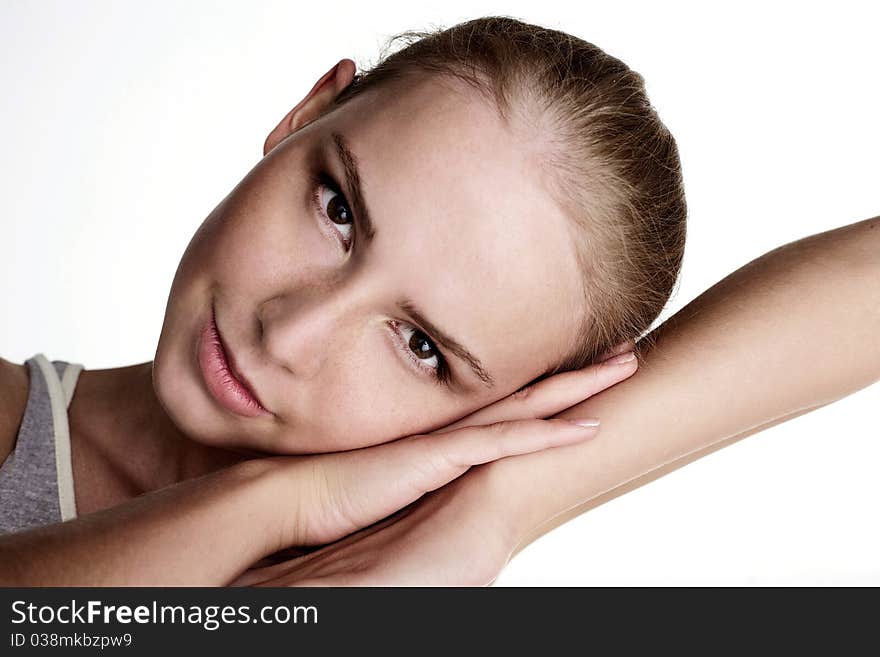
[68,361,246,502]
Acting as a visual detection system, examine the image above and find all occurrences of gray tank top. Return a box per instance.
[0,354,83,534]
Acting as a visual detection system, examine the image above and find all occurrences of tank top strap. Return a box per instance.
[36,354,82,522]
[0,354,83,533]
[59,362,84,409]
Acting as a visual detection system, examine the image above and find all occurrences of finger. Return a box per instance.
[435,354,637,432]
[404,417,599,491]
[332,418,599,536]
[597,339,636,362]
[281,577,331,587]
[229,567,278,587]
[437,416,600,465]
[264,574,356,587]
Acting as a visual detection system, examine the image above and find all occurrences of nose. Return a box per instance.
[258,280,355,380]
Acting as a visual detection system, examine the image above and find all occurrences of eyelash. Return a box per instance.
[387,320,453,388]
[308,170,453,388]
[310,171,355,251]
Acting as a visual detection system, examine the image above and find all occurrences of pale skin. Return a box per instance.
[0,58,631,584]
[230,213,880,586]
[215,215,879,586]
[1,60,878,585]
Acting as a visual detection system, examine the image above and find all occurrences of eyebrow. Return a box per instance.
[330,132,493,390]
[398,299,495,389]
[331,132,376,243]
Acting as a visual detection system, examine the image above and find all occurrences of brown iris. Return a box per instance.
[327,194,351,225]
[408,330,436,360]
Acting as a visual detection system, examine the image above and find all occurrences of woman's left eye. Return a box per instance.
[388,320,451,386]
[401,323,440,369]
[311,173,354,250]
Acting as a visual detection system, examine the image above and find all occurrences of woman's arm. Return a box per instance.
[233,216,879,586]
[0,384,625,585]
[492,215,880,555]
[0,460,285,585]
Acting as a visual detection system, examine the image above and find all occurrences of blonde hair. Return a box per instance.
[332,16,687,376]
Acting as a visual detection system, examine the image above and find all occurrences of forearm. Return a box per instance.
[478,216,880,553]
[0,460,284,586]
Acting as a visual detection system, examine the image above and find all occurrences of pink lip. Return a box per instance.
[197,306,271,418]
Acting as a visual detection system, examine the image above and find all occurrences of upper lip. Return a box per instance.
[212,306,271,414]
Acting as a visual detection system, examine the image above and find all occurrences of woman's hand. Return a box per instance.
[437,341,636,432]
[266,417,600,550]
[230,468,511,586]
[260,342,637,551]
[230,342,637,585]
[241,216,880,587]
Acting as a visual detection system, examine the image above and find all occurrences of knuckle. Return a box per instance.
[486,419,516,436]
[415,437,456,481]
[484,419,530,445]
[511,384,534,402]
[434,448,458,474]
[423,450,457,485]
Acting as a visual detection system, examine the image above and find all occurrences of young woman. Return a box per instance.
[229,214,879,586]
[0,16,677,584]
[1,17,876,585]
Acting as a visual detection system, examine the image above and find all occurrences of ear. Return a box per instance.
[263,58,357,156]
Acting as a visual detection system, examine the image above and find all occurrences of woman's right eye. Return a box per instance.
[310,173,355,250]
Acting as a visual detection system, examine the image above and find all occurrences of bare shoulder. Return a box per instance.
[0,356,30,466]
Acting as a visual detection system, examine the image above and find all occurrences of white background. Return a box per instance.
[1,1,877,585]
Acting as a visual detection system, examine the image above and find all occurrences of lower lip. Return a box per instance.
[197,310,270,418]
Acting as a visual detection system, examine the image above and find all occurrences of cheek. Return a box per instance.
[180,163,333,299]
[279,345,475,453]
[205,207,328,296]
[305,398,461,452]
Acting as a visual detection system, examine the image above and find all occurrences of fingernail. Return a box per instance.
[607,351,636,365]
[568,418,600,428]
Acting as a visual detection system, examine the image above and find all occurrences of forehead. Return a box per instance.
[326,75,584,385]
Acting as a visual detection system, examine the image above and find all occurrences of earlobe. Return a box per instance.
[262,59,357,157]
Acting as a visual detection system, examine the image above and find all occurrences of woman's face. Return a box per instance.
[154,72,583,454]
